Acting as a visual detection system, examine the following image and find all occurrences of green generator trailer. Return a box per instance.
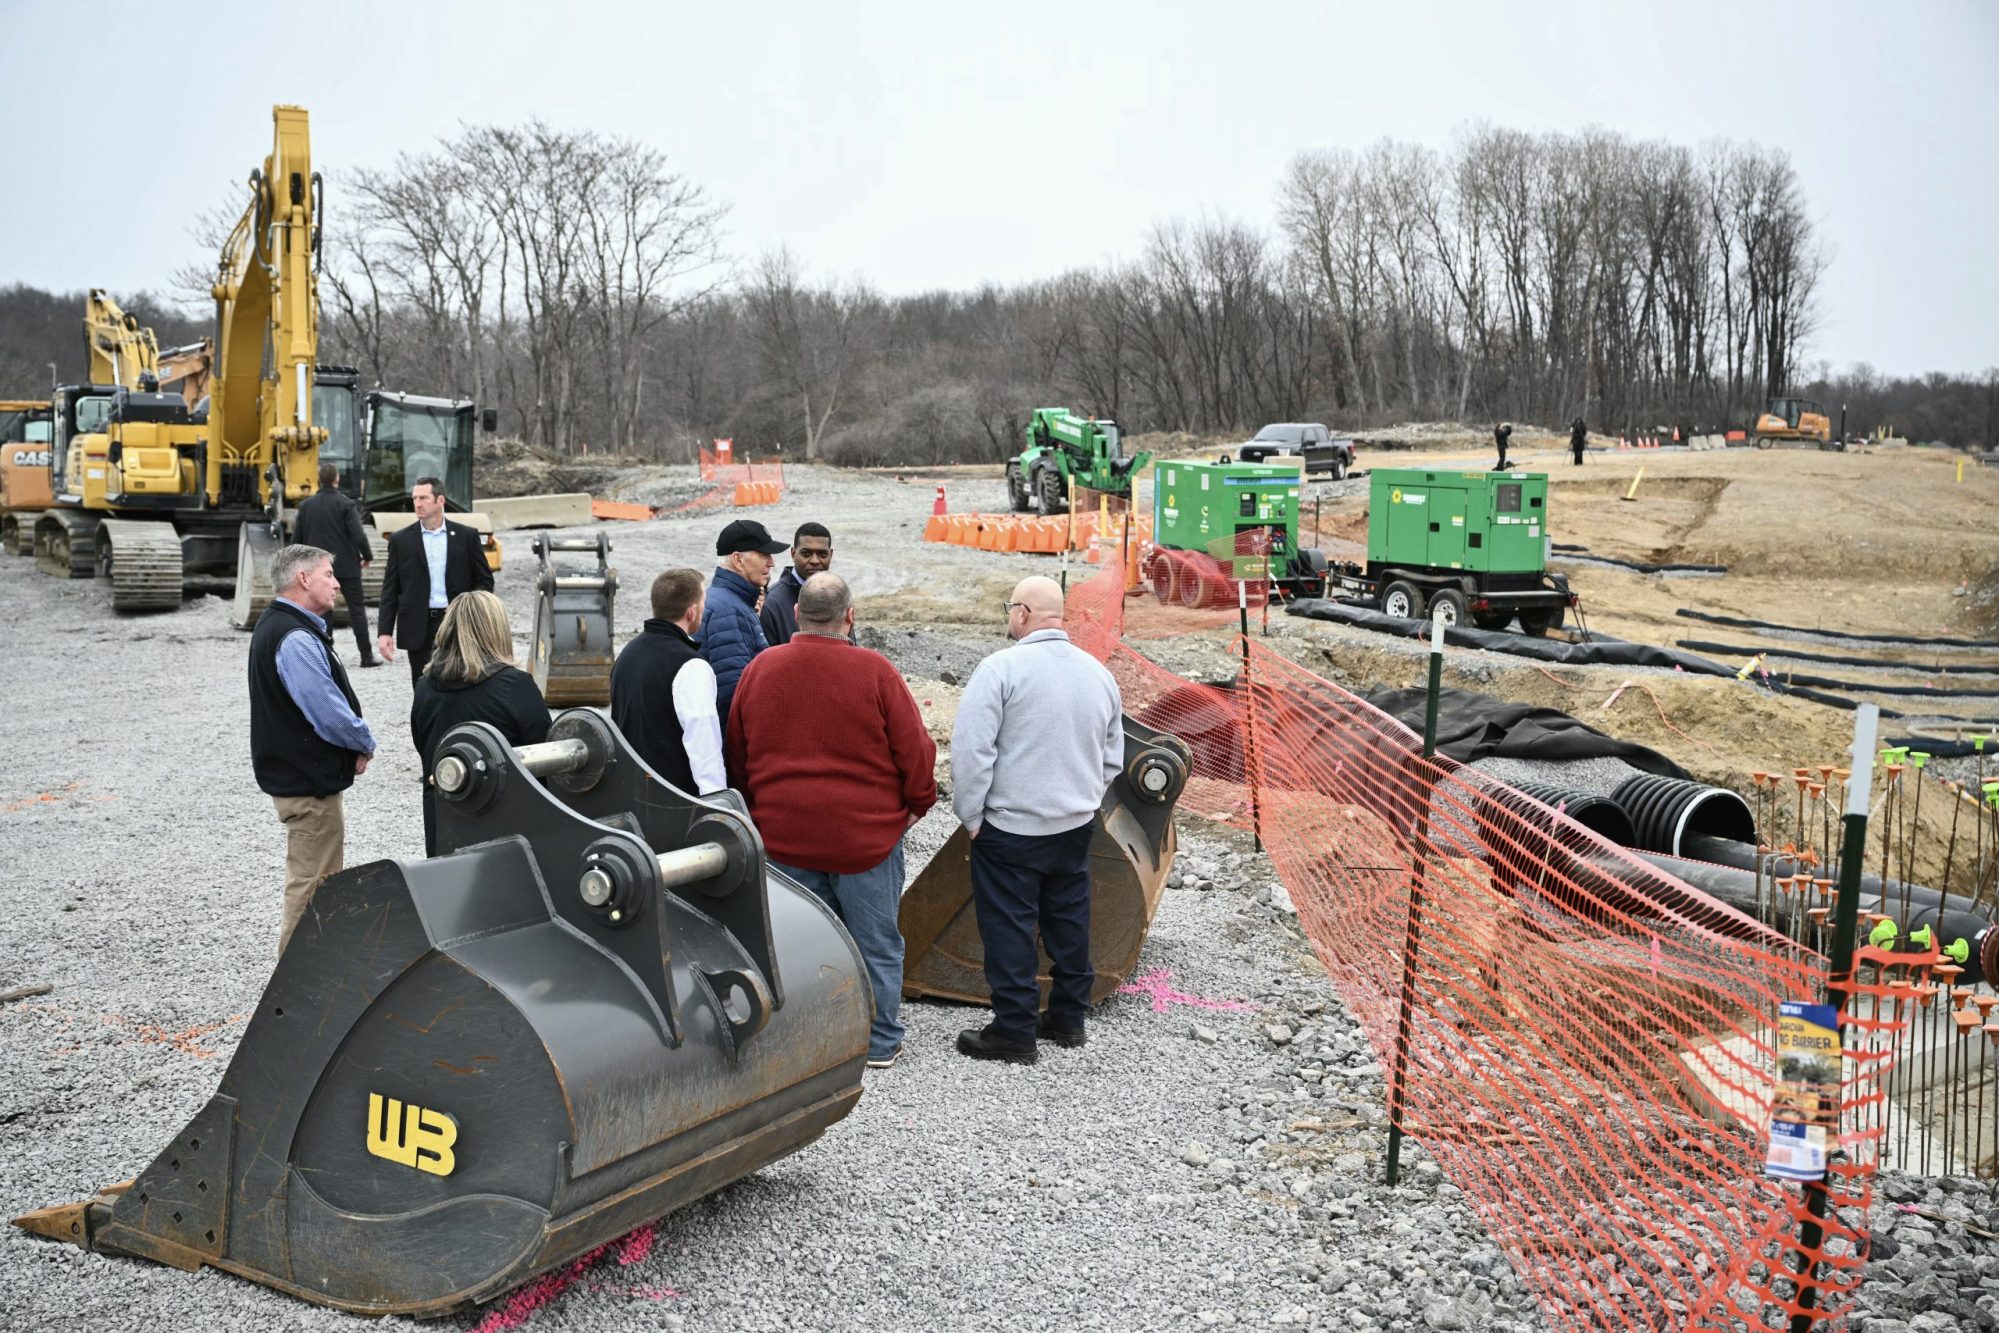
[1142,457,1328,608]
[1007,407,1148,515]
[1141,460,1575,633]
[1339,467,1574,632]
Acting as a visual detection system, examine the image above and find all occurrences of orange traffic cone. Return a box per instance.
[933,486,947,516]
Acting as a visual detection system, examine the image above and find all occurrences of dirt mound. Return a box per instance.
[474,437,656,499]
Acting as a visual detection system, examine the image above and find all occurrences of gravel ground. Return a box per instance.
[2,463,1980,1331]
[0,470,1535,1333]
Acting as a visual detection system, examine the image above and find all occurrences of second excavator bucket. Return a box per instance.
[531,531,618,705]
[13,708,870,1317]
[899,714,1190,1006]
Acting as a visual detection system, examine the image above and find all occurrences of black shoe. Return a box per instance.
[957,1024,1038,1064]
[359,655,382,669]
[1036,1018,1086,1048]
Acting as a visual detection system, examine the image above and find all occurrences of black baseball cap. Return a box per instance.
[716,518,789,556]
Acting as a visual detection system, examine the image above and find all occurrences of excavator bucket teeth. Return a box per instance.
[899,715,1191,1006]
[13,708,870,1317]
[531,531,618,706]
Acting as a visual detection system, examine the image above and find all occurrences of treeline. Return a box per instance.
[5,121,1994,457]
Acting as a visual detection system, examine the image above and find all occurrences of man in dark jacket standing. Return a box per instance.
[292,463,377,666]
[1570,418,1588,466]
[700,518,787,720]
[1493,421,1513,471]
[375,476,494,683]
[249,544,377,951]
[759,522,833,647]
[611,568,727,795]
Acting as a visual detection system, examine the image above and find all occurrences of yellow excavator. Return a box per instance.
[37,105,325,615]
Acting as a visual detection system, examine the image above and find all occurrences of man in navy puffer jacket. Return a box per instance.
[701,518,790,720]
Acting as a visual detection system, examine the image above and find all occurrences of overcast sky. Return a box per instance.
[2,0,1992,376]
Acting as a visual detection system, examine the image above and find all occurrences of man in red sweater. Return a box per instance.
[726,572,937,1069]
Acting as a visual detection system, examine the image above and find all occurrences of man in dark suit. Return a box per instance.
[374,476,494,682]
[292,464,377,666]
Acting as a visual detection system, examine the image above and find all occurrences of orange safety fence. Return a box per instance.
[732,480,782,507]
[699,445,786,488]
[921,509,1154,556]
[1064,548,1900,1333]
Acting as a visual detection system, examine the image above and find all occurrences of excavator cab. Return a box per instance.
[362,391,477,509]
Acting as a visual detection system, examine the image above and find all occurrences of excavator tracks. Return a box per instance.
[34,511,101,579]
[97,520,184,611]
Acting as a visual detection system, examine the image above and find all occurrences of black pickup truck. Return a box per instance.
[1235,422,1358,479]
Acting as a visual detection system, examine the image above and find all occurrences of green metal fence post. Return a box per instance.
[1385,613,1446,1185]
[1789,704,1877,1333]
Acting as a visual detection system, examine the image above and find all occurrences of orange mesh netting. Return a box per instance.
[1064,551,1899,1333]
[698,445,785,487]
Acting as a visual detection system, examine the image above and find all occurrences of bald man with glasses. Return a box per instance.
[949,575,1124,1064]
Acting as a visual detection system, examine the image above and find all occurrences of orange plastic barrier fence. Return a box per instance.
[731,480,781,507]
[589,499,657,522]
[699,447,786,487]
[919,509,1154,554]
[1062,551,1896,1333]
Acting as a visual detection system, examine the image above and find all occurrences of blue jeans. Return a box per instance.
[968,820,1095,1041]
[772,841,906,1060]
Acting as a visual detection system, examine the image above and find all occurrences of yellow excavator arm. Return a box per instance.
[209,104,323,508]
[83,289,160,388]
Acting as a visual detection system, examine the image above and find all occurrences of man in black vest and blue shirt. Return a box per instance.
[609,567,727,795]
[249,544,378,951]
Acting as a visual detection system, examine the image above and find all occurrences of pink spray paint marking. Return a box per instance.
[468,1221,664,1333]
[1117,967,1254,1015]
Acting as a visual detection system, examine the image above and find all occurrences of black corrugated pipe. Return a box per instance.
[1682,832,1980,920]
[1497,782,1637,846]
[1621,849,1999,986]
[1474,783,1635,906]
[1612,774,1758,854]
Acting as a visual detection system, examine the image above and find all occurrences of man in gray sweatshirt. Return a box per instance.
[950,575,1124,1063]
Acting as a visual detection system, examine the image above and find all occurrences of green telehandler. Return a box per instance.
[1006,407,1148,515]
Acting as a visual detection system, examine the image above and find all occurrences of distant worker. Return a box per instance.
[1570,418,1588,466]
[292,463,377,667]
[375,476,494,683]
[700,518,788,720]
[248,544,377,951]
[409,591,551,855]
[610,568,728,795]
[726,573,937,1070]
[950,575,1123,1064]
[759,521,836,647]
[1493,421,1513,471]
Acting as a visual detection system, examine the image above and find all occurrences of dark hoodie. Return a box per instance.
[410,664,552,854]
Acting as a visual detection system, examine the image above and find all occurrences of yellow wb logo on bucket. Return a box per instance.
[366,1092,458,1177]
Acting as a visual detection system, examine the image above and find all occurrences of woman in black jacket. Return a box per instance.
[410,590,552,854]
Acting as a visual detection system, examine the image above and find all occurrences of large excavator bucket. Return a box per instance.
[14,708,869,1317]
[900,715,1190,1006]
[531,531,618,705]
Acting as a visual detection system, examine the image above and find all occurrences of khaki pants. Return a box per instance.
[273,793,345,952]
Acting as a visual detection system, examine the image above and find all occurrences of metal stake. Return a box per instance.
[1384,614,1446,1188]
